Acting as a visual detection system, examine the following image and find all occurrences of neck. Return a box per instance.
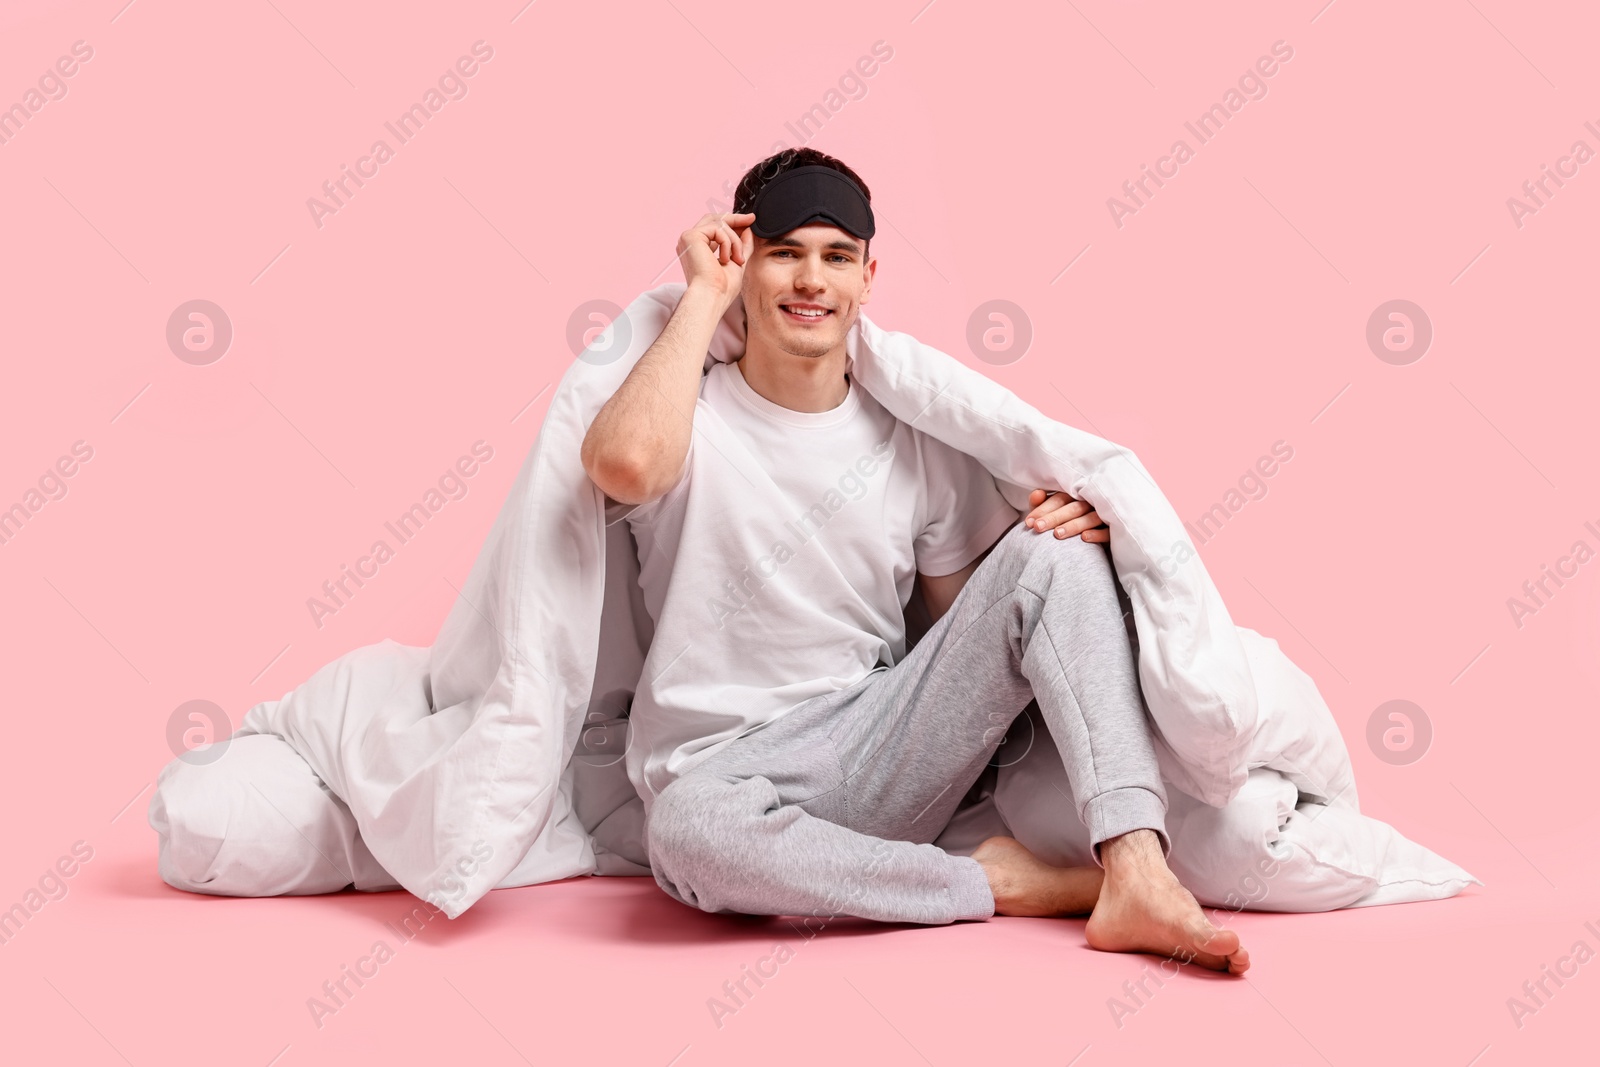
[737,334,850,413]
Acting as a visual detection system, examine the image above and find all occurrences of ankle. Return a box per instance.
[1099,829,1164,874]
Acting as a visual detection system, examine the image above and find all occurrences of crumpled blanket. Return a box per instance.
[227,282,1447,917]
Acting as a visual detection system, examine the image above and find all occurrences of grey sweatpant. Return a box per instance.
[645,521,1168,925]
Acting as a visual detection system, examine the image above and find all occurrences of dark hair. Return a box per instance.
[733,147,872,258]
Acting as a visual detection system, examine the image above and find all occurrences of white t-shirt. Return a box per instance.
[605,359,1017,802]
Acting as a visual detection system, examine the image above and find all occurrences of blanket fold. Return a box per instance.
[252,281,1364,916]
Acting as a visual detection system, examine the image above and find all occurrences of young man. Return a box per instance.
[581,150,1247,973]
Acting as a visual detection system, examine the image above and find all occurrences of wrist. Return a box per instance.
[683,279,735,316]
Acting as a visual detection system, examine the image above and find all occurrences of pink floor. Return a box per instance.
[4,0,1598,1063]
[4,833,1596,1065]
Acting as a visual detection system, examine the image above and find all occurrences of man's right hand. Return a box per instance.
[678,212,755,315]
[582,215,752,507]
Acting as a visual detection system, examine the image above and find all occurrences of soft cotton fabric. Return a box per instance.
[647,521,1165,923]
[147,281,1474,916]
[604,359,1016,801]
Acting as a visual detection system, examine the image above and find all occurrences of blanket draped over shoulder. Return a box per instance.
[243,283,1357,917]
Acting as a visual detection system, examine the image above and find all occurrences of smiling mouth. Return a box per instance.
[780,304,833,322]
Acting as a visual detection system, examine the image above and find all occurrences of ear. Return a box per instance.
[859,254,877,306]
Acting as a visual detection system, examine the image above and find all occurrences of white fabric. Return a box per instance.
[187,280,1468,917]
[604,359,1017,800]
[989,706,1479,911]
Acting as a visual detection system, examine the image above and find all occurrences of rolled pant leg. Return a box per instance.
[647,522,1166,922]
[149,733,400,896]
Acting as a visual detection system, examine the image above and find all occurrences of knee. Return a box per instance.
[991,520,1109,585]
[646,774,729,870]
[644,774,750,913]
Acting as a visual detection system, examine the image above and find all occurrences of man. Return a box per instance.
[581,149,1248,974]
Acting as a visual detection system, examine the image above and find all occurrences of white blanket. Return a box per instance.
[237,281,1454,917]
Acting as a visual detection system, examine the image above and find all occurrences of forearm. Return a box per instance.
[581,282,726,504]
[919,554,985,623]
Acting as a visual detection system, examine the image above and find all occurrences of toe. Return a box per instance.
[1198,923,1240,956]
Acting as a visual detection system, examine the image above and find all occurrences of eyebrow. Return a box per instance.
[765,234,864,255]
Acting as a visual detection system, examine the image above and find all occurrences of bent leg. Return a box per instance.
[648,523,1167,924]
[149,734,399,897]
[828,522,1168,855]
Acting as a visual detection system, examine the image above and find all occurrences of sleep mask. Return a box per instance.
[749,165,876,241]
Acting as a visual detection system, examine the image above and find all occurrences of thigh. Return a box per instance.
[822,562,1040,843]
[678,526,1054,843]
[669,688,858,827]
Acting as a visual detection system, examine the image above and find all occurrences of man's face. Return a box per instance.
[742,222,876,360]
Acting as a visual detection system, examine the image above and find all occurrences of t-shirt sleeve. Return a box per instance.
[602,436,693,528]
[913,436,1019,577]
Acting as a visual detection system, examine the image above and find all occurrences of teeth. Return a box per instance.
[786,306,827,317]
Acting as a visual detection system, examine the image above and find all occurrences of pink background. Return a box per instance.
[2,0,1596,1063]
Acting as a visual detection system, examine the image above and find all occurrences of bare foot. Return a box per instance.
[972,836,1104,917]
[1084,829,1250,975]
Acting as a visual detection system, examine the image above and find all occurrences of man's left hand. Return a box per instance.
[1024,488,1108,543]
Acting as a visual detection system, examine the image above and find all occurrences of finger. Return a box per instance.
[1029,496,1087,530]
[693,222,725,259]
[1052,512,1105,539]
[718,223,743,265]
[1056,511,1107,537]
[1079,526,1110,544]
[1024,491,1071,527]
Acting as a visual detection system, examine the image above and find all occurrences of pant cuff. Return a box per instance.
[1084,786,1169,863]
[946,855,996,921]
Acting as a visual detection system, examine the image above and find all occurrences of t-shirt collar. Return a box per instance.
[723,358,861,429]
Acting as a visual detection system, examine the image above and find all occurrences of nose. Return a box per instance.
[794,251,825,293]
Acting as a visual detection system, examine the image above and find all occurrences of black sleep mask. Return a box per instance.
[750,165,876,241]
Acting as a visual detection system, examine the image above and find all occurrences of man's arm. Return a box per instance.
[580,213,754,505]
[919,554,986,623]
